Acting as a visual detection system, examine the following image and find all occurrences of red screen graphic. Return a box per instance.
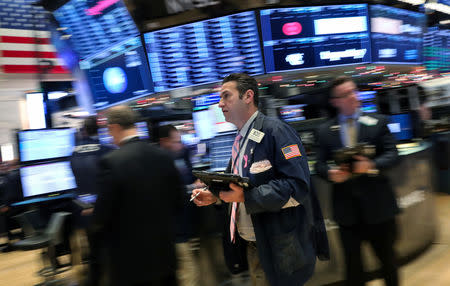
[282,22,302,36]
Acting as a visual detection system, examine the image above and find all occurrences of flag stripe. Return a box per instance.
[1,57,63,65]
[2,65,69,74]
[0,28,50,38]
[0,43,55,52]
[2,50,58,58]
[0,36,51,45]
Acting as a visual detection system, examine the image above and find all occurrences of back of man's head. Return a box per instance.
[105,105,137,129]
[83,116,98,137]
[222,73,259,106]
[158,124,177,140]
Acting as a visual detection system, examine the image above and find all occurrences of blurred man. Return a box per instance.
[71,116,114,209]
[315,76,400,286]
[192,73,329,286]
[159,124,203,286]
[90,105,184,286]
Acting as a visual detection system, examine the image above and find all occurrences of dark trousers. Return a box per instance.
[339,219,398,286]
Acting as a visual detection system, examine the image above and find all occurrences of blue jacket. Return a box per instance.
[223,112,329,286]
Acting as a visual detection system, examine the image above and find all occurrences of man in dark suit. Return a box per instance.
[90,105,184,286]
[192,73,329,286]
[315,76,400,286]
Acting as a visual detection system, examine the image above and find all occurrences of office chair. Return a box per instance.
[13,211,72,286]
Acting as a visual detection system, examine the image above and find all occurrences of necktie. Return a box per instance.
[230,133,242,243]
[347,118,357,147]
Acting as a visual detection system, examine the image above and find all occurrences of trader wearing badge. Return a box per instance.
[192,73,329,286]
[315,76,400,286]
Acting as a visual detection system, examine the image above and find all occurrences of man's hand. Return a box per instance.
[191,188,217,206]
[219,183,245,203]
[328,167,351,183]
[192,179,206,189]
[352,155,375,174]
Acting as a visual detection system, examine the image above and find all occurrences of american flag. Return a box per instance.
[282,144,302,160]
[0,0,69,74]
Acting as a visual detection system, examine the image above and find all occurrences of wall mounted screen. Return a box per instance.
[143,11,264,92]
[53,0,139,59]
[260,4,371,73]
[370,5,425,64]
[80,37,154,110]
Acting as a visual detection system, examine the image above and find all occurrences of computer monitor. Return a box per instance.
[209,131,236,171]
[18,128,76,163]
[279,104,306,122]
[260,4,371,73]
[20,161,77,198]
[358,91,378,113]
[98,121,150,145]
[388,113,413,141]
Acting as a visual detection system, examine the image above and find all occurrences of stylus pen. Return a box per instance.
[190,186,207,202]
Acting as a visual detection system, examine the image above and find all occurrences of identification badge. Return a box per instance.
[248,129,265,143]
[358,116,378,126]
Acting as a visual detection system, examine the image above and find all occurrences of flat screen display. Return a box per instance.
[209,131,236,171]
[98,121,150,145]
[358,91,377,113]
[260,4,371,73]
[424,27,450,72]
[143,11,264,92]
[53,0,139,59]
[80,37,154,110]
[279,104,306,122]
[18,128,76,163]
[20,161,77,198]
[388,113,413,141]
[370,5,426,63]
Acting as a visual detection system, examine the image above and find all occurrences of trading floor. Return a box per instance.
[0,192,449,286]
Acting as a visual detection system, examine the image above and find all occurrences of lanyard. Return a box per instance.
[231,120,256,173]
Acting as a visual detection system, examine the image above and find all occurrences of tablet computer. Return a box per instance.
[192,171,251,197]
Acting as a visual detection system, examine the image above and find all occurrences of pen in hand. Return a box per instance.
[190,186,208,202]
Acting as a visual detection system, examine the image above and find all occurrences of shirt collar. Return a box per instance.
[339,109,361,123]
[239,111,259,138]
[119,135,139,145]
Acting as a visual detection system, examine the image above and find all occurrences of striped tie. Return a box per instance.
[230,133,242,243]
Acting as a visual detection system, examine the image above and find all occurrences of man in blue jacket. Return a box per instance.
[192,73,328,286]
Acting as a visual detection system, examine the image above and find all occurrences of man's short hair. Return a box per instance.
[222,73,259,106]
[330,76,354,91]
[158,124,178,140]
[105,105,137,129]
[83,116,98,136]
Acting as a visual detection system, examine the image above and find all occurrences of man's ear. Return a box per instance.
[244,90,254,104]
[330,98,338,108]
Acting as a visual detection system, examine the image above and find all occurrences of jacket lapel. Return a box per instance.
[242,113,265,178]
[329,118,344,149]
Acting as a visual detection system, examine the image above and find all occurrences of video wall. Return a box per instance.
[51,1,428,110]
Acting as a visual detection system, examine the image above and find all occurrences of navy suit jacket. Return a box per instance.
[314,113,400,226]
[223,112,329,286]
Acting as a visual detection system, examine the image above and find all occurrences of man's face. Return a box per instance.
[107,123,121,146]
[219,81,248,126]
[331,81,360,116]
